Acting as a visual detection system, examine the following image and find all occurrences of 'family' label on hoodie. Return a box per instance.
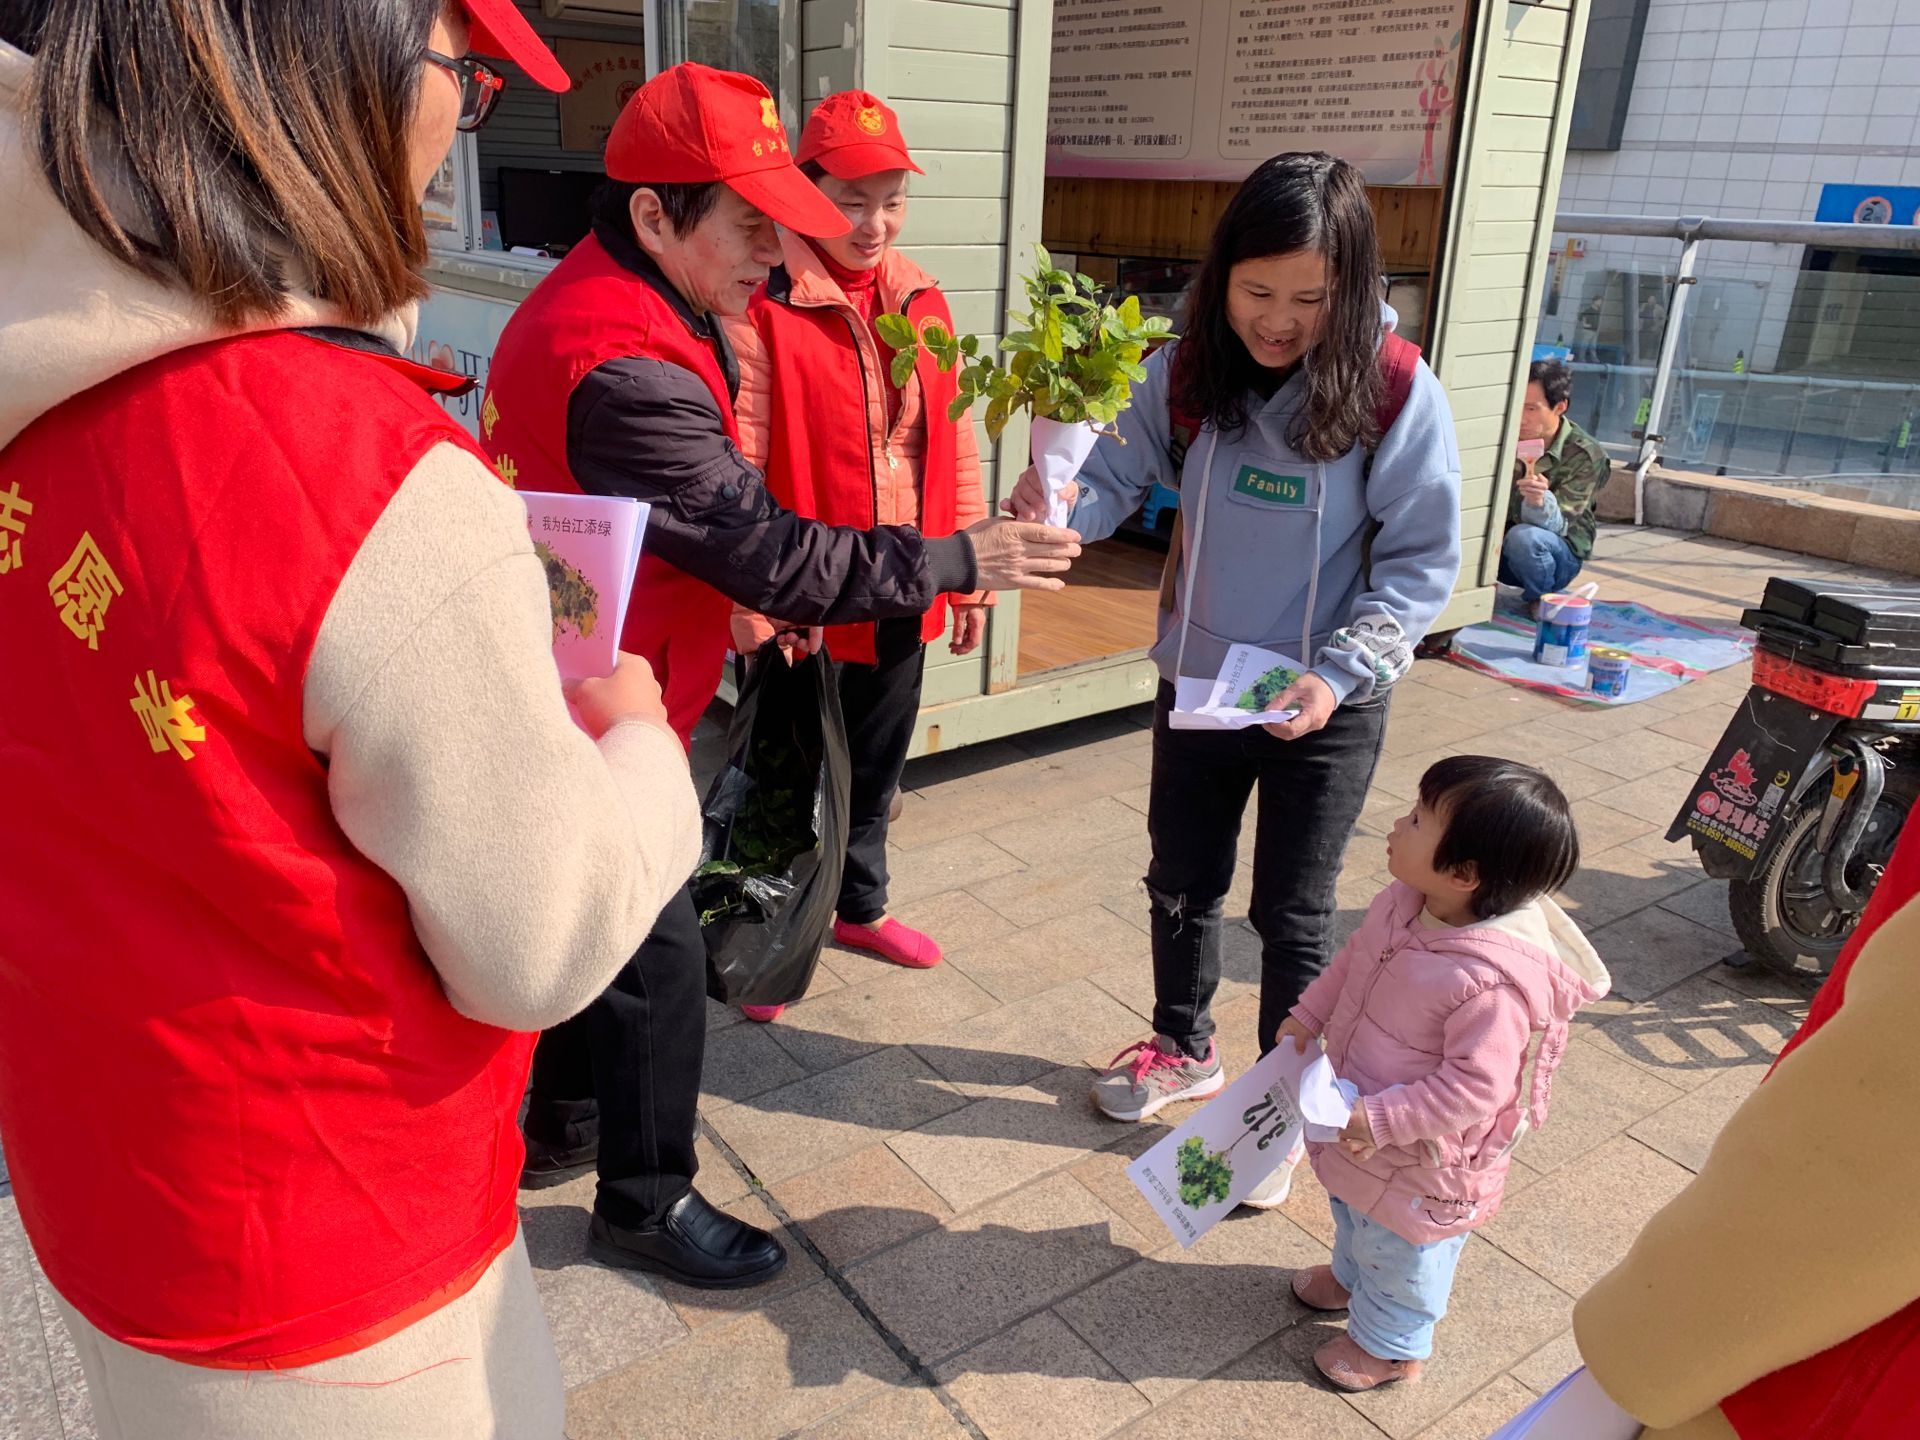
[1231,465,1308,505]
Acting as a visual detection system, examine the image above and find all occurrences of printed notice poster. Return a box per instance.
[1047,0,1466,185]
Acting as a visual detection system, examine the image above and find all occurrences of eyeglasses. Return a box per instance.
[425,49,506,133]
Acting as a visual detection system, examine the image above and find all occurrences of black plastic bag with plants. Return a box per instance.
[692,638,852,1009]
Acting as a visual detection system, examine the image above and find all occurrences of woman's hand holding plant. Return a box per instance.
[1002,465,1077,524]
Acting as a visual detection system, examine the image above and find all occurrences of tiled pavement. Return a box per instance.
[3,524,1908,1440]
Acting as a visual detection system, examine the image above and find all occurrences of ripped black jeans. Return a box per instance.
[1144,680,1389,1063]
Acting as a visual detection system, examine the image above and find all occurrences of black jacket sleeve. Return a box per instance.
[565,356,978,621]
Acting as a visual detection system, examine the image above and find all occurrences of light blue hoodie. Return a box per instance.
[1067,325,1463,704]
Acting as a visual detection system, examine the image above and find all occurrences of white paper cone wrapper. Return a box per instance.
[1029,415,1101,527]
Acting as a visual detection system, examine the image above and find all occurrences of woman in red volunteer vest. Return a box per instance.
[1572,817,1920,1439]
[0,4,698,1435]
[726,92,990,1013]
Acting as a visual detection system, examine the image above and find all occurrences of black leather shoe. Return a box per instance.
[520,1135,598,1190]
[588,1191,788,1289]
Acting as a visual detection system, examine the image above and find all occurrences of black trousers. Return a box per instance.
[835,620,926,924]
[1144,680,1389,1062]
[523,886,708,1229]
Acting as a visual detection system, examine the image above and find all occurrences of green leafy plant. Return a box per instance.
[963,245,1175,441]
[874,312,972,389]
[876,245,1175,443]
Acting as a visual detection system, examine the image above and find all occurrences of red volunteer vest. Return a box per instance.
[0,331,536,1368]
[1719,821,1920,1439]
[747,279,961,665]
[481,234,736,744]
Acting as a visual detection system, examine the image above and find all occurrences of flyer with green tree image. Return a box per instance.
[1128,1039,1356,1246]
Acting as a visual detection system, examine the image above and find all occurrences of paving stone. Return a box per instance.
[1115,783,1152,814]
[695,1127,751,1205]
[1565,800,1661,857]
[1302,1235,1574,1439]
[520,1187,691,1390]
[947,903,1150,1003]
[700,1015,810,1109]
[706,1047,968,1185]
[1354,789,1410,836]
[913,978,1150,1095]
[1411,661,1505,698]
[707,996,743,1032]
[887,834,1029,908]
[1054,1208,1325,1405]
[889,1064,1134,1212]
[1066,1126,1178,1249]
[1538,700,1664,744]
[1369,747,1460,802]
[1409,1375,1535,1440]
[1558,843,1711,936]
[28,1262,91,1440]
[1109,1328,1389,1440]
[1386,703,1500,754]
[1648,702,1746,750]
[1570,728,1711,783]
[901,740,1032,793]
[1508,1327,1583,1394]
[1588,901,1741,1002]
[1628,1060,1769,1172]
[1511,1038,1685,1177]
[796,1384,970,1439]
[1482,1136,1694,1297]
[763,962,999,1075]
[565,1279,905,1440]
[1445,717,1593,768]
[1579,766,1699,830]
[768,1144,952,1269]
[1652,876,1737,939]
[984,796,1147,866]
[1,1199,64,1440]
[845,1172,1152,1365]
[967,835,1152,931]
[888,890,1015,956]
[936,1310,1152,1440]
[1585,972,1806,1091]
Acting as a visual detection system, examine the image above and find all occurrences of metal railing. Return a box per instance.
[1546,213,1920,522]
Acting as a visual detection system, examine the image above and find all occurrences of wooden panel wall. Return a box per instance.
[1428,0,1591,601]
[1039,179,1445,273]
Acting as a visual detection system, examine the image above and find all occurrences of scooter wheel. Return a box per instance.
[1728,770,1917,979]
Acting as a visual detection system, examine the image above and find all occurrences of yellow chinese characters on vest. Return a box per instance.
[0,481,31,573]
[130,671,207,761]
[49,532,123,649]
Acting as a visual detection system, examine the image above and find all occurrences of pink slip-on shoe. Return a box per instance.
[1313,1334,1423,1392]
[739,1004,786,1023]
[833,916,942,969]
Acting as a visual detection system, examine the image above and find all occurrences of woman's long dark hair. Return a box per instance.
[11,0,438,326]
[1171,153,1385,461]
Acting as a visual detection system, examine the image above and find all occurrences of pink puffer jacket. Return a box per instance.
[1293,881,1608,1245]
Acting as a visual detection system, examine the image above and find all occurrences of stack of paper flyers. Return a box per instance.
[518,491,650,682]
[1127,1039,1355,1247]
[1168,642,1306,730]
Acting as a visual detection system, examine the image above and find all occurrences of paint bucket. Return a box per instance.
[1588,645,1633,700]
[1532,584,1598,668]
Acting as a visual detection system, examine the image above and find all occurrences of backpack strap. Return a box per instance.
[1157,335,1423,613]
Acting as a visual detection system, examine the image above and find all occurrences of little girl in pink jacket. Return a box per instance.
[1276,755,1607,1394]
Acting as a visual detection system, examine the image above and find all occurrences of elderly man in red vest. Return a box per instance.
[482,63,1077,1288]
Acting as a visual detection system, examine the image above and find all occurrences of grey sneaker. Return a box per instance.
[1091,1035,1224,1122]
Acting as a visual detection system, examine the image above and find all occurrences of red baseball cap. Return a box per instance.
[604,64,850,238]
[797,91,922,180]
[463,0,570,93]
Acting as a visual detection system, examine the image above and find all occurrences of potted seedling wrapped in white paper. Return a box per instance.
[881,245,1175,526]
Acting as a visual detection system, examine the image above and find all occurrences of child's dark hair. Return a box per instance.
[1419,756,1580,919]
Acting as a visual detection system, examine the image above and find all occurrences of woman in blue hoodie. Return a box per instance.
[1011,153,1462,1205]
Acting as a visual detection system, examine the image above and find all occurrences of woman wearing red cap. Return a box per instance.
[727,91,991,1007]
[0,3,687,1435]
